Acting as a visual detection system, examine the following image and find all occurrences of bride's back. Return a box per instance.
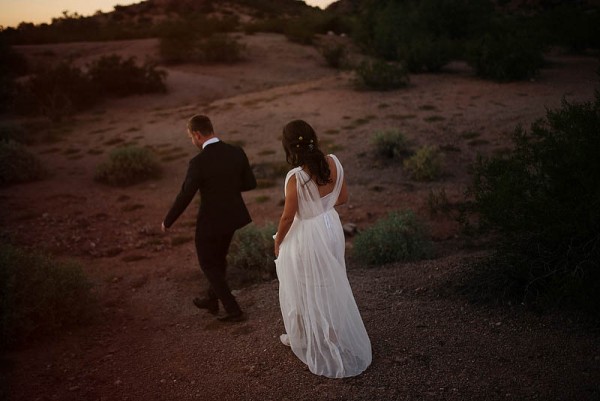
[305,156,339,199]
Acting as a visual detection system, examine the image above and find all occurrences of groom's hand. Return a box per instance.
[161,222,168,233]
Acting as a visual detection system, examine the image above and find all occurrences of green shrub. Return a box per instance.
[283,11,349,45]
[196,35,245,63]
[467,21,545,82]
[95,145,161,186]
[284,19,316,45]
[0,74,17,114]
[0,38,28,77]
[0,140,45,186]
[87,55,166,97]
[536,5,600,53]
[427,187,452,217]
[403,145,443,181]
[0,39,28,113]
[354,0,493,62]
[0,123,27,144]
[158,23,198,64]
[11,55,167,121]
[355,59,409,91]
[466,87,600,314]
[0,244,95,349]
[157,15,243,64]
[320,44,347,69]
[227,222,276,285]
[14,60,97,122]
[243,18,286,35]
[372,130,409,159]
[353,210,434,266]
[160,32,244,64]
[398,35,455,73]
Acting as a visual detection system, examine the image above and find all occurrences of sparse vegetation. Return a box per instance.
[353,210,434,266]
[423,115,446,122]
[320,44,347,69]
[95,145,161,186]
[355,60,409,91]
[0,140,45,186]
[243,18,286,35]
[87,55,167,97]
[158,16,244,64]
[256,179,276,189]
[427,187,452,217]
[283,11,351,45]
[0,244,95,350]
[228,222,276,285]
[403,145,444,181]
[255,195,270,203]
[13,60,97,122]
[252,161,290,182]
[11,56,167,121]
[372,130,409,159]
[196,35,245,63]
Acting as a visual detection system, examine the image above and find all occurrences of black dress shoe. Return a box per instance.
[217,312,247,323]
[193,297,218,315]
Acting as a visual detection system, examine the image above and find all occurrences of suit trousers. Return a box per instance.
[195,230,241,315]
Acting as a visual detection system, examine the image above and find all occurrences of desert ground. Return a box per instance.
[2,33,600,400]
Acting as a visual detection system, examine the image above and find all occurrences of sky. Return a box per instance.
[0,0,337,28]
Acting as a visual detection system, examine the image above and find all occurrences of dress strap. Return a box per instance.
[284,167,303,196]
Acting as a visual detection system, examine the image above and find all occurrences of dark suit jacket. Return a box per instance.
[163,141,256,235]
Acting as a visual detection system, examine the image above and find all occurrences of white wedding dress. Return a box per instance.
[275,155,372,378]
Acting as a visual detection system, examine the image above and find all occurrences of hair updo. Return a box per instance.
[282,120,331,186]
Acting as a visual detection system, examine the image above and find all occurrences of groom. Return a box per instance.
[162,114,256,322]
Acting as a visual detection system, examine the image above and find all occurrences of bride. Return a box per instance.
[274,120,372,378]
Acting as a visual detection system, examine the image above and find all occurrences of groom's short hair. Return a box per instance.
[188,115,214,136]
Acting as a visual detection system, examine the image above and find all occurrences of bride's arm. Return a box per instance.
[335,178,348,206]
[331,156,348,206]
[274,175,298,257]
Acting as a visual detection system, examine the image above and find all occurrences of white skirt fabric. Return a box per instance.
[275,155,372,378]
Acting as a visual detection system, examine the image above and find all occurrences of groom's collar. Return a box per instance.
[202,137,220,149]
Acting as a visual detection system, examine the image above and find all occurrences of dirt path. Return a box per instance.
[3,34,600,400]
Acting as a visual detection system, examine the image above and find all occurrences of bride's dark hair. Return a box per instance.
[282,120,331,186]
